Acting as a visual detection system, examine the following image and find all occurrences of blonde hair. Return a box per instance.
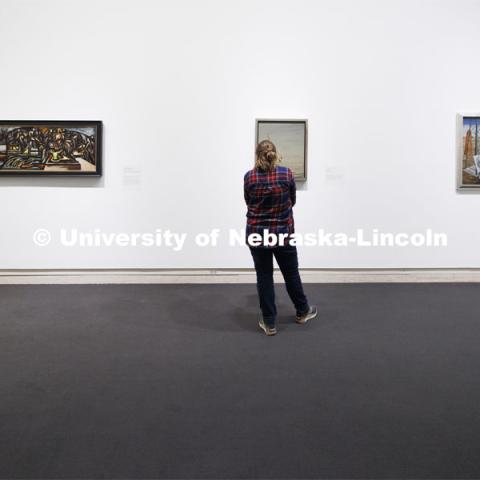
[255,139,280,172]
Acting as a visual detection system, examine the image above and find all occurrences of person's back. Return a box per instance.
[244,140,317,336]
[244,164,295,244]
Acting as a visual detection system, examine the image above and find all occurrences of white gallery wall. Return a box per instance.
[0,0,479,269]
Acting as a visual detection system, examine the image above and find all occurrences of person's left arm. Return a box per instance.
[289,170,296,206]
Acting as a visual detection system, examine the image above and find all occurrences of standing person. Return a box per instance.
[244,140,317,336]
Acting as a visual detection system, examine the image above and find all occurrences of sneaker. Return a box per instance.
[296,306,318,324]
[259,319,277,336]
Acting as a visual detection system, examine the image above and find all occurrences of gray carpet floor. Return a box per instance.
[1,283,480,479]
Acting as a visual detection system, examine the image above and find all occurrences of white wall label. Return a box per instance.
[122,166,142,188]
[325,166,345,183]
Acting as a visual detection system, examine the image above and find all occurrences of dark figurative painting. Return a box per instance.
[457,115,480,189]
[0,121,102,176]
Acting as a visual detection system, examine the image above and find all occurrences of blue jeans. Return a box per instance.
[250,245,310,327]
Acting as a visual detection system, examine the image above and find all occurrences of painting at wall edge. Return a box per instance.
[0,120,102,176]
[255,119,308,181]
[456,113,480,190]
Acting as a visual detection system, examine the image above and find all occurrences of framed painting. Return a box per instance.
[256,119,308,181]
[0,121,102,176]
[457,114,480,190]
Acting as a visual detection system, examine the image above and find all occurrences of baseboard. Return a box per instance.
[1,268,480,284]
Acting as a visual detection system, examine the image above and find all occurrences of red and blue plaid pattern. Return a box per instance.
[244,166,296,238]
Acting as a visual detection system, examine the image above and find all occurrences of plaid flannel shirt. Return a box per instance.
[244,166,296,243]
